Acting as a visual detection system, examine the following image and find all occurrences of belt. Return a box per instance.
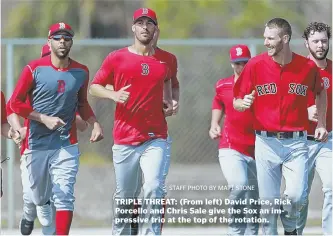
[255,131,305,139]
[307,136,318,142]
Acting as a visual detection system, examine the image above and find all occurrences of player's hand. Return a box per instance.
[163,100,173,117]
[172,100,179,115]
[307,105,318,122]
[209,124,221,140]
[315,126,328,142]
[41,115,66,130]
[242,90,255,109]
[90,122,104,143]
[112,85,131,103]
[11,127,27,148]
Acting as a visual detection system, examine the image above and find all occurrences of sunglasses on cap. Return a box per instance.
[51,35,73,41]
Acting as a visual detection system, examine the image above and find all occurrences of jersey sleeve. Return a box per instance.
[9,65,35,118]
[6,98,14,117]
[311,67,323,94]
[1,91,7,124]
[233,62,255,99]
[91,52,115,86]
[212,83,224,110]
[170,54,179,88]
[78,69,95,121]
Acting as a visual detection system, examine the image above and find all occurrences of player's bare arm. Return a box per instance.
[78,78,104,142]
[233,90,255,111]
[209,109,223,140]
[307,105,318,122]
[84,116,103,143]
[1,123,16,139]
[105,84,114,91]
[163,79,173,117]
[315,89,328,141]
[75,114,88,132]
[89,84,131,104]
[7,113,27,147]
[171,55,180,115]
[172,87,179,115]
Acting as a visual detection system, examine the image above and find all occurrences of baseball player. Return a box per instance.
[127,25,180,235]
[233,18,328,235]
[1,91,20,198]
[9,22,103,235]
[297,22,332,235]
[89,8,172,235]
[209,44,259,235]
[6,44,89,235]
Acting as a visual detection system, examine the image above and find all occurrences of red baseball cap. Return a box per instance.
[40,44,51,58]
[133,8,158,25]
[229,44,251,63]
[48,22,74,38]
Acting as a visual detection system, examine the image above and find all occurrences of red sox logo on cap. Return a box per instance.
[230,44,251,63]
[142,8,149,14]
[235,47,243,56]
[48,22,75,38]
[59,22,66,29]
[133,8,158,25]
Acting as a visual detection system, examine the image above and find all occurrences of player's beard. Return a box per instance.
[267,40,283,57]
[55,47,71,59]
[308,45,329,60]
[136,31,154,45]
[50,43,71,59]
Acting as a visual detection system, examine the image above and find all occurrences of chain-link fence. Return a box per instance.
[1,38,326,229]
[1,38,313,164]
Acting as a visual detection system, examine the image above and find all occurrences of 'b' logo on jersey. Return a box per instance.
[141,63,149,75]
[57,80,66,93]
[323,77,330,89]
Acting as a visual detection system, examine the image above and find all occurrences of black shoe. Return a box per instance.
[285,229,297,235]
[19,217,34,235]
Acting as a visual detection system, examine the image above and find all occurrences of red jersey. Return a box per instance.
[9,56,94,151]
[234,52,322,132]
[307,59,332,134]
[91,47,170,145]
[212,76,255,158]
[153,47,179,89]
[1,91,7,124]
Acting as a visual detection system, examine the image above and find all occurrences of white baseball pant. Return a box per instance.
[111,138,169,235]
[219,148,260,235]
[20,155,56,234]
[297,132,332,235]
[255,134,308,235]
[21,144,80,211]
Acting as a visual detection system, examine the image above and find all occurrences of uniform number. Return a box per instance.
[141,63,149,75]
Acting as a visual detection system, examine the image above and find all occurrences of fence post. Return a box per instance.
[249,43,257,57]
[6,43,15,230]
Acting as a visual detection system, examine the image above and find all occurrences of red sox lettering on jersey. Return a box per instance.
[255,83,308,96]
[234,52,322,131]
